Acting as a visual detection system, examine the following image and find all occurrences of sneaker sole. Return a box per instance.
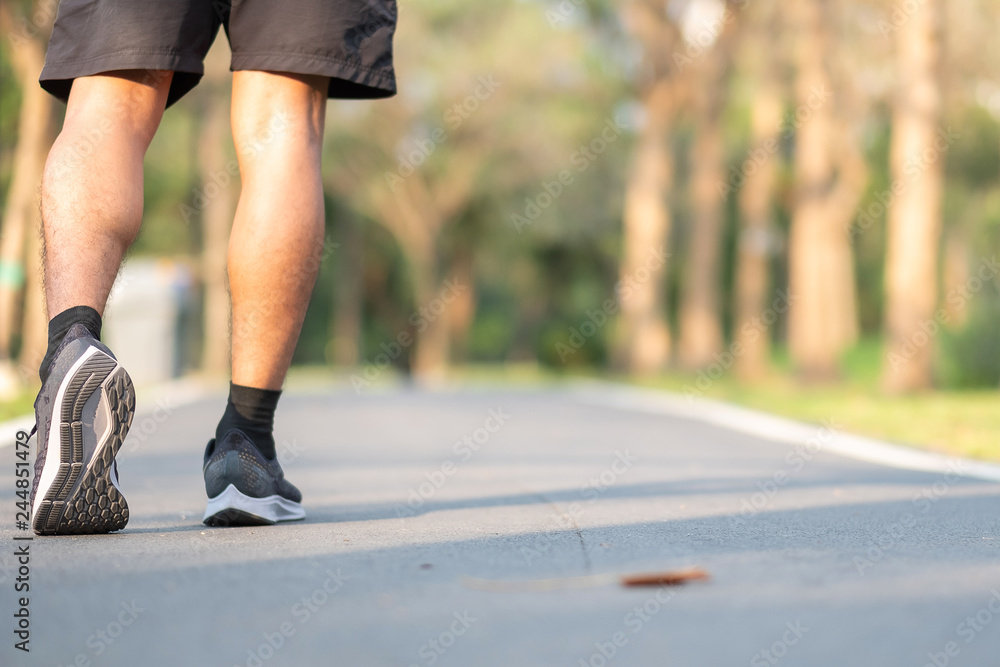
[32,346,135,535]
[203,484,305,527]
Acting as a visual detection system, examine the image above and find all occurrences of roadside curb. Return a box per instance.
[574,381,1000,483]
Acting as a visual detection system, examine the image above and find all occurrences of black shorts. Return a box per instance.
[40,0,397,107]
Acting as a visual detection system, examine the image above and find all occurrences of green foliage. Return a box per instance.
[945,107,1000,188]
[937,291,1000,388]
[852,112,892,335]
[134,110,203,256]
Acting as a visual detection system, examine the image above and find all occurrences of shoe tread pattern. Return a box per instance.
[33,353,134,535]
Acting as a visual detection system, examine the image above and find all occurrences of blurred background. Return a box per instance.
[1,0,999,458]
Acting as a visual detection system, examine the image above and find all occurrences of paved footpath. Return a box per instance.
[1,383,999,667]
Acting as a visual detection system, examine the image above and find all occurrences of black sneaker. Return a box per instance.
[30,324,135,535]
[202,428,305,526]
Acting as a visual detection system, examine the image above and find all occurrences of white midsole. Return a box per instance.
[32,346,102,517]
[203,484,306,523]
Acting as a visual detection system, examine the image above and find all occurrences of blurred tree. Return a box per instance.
[882,0,943,392]
[824,2,869,349]
[935,3,1000,337]
[444,216,477,364]
[677,6,738,370]
[17,216,45,388]
[197,40,236,376]
[787,0,863,379]
[732,0,784,380]
[0,0,56,394]
[326,0,607,382]
[611,0,682,375]
[941,228,969,326]
[329,204,362,367]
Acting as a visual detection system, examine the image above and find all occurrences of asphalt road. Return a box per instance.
[1,383,998,667]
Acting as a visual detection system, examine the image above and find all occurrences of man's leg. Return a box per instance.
[228,70,328,391]
[37,70,173,378]
[31,70,171,535]
[42,70,172,318]
[201,71,325,526]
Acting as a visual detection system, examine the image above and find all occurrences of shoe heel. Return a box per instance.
[34,353,135,535]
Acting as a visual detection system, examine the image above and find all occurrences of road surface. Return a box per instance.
[1,383,998,666]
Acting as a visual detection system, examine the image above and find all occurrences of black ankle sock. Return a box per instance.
[39,306,103,382]
[216,383,281,460]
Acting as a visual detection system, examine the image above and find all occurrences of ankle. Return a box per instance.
[215,383,281,460]
[39,306,103,382]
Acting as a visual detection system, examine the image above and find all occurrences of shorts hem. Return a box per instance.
[40,50,207,107]
[230,51,396,99]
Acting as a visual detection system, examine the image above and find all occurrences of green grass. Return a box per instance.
[0,388,35,422]
[633,373,1000,462]
[460,344,1000,463]
[627,339,1000,461]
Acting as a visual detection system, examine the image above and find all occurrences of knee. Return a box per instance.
[62,70,172,148]
[233,108,324,168]
[232,73,327,166]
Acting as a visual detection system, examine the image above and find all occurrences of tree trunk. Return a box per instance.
[787,0,856,380]
[677,28,734,370]
[0,1,56,393]
[446,244,475,364]
[199,40,236,376]
[882,0,943,392]
[614,81,673,375]
[941,228,968,327]
[358,174,453,383]
[330,209,362,367]
[734,1,783,381]
[408,239,450,383]
[18,223,46,382]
